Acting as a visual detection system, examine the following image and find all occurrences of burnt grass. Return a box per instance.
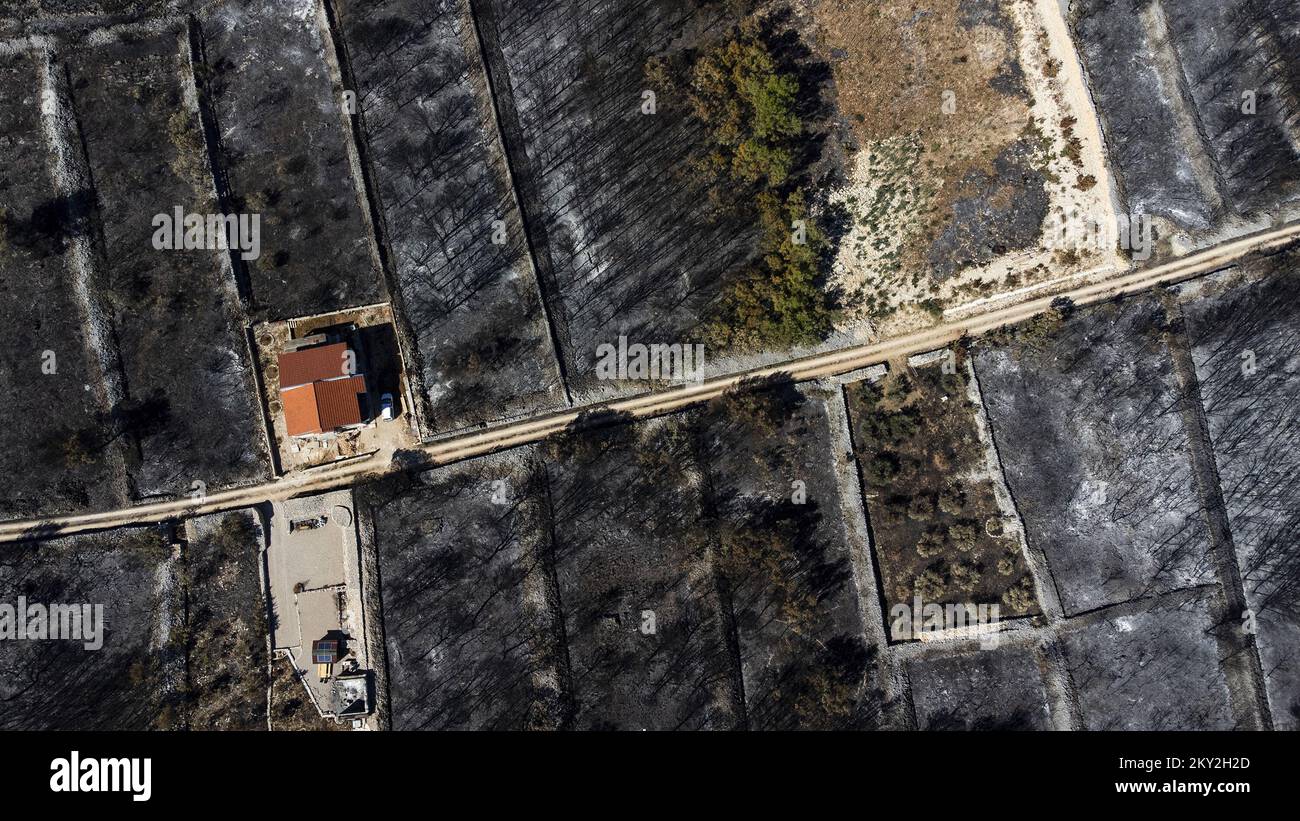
[1161,0,1300,216]
[0,514,274,730]
[472,0,764,390]
[179,509,269,730]
[845,360,1038,622]
[0,527,176,731]
[357,452,565,731]
[0,51,123,520]
[1182,253,1300,728]
[67,29,269,498]
[906,643,1052,730]
[1061,589,1237,730]
[1070,0,1218,228]
[542,417,739,730]
[1072,0,1300,228]
[369,384,886,730]
[974,296,1215,616]
[695,380,883,730]
[335,0,567,432]
[199,0,382,320]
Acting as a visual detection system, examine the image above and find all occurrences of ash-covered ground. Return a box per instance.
[0,50,124,519]
[368,384,887,730]
[472,0,759,392]
[65,27,270,498]
[199,0,383,320]
[1181,253,1300,729]
[357,451,564,731]
[334,0,566,432]
[0,527,177,730]
[975,297,1215,615]
[1071,0,1300,234]
[906,643,1052,731]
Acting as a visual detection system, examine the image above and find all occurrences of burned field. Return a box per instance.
[1181,255,1300,729]
[695,381,882,730]
[541,417,739,730]
[846,359,1038,626]
[198,0,382,320]
[974,297,1215,616]
[906,643,1053,730]
[334,0,566,432]
[179,509,269,730]
[1061,590,1238,731]
[1070,0,1300,236]
[357,452,564,731]
[62,27,270,498]
[0,526,175,731]
[475,0,780,387]
[0,50,125,519]
[369,383,886,730]
[1,513,273,731]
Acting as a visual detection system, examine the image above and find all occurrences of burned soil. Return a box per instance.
[1181,254,1300,728]
[0,50,124,520]
[975,297,1215,615]
[694,380,883,730]
[473,0,775,388]
[1071,0,1300,231]
[1061,590,1237,730]
[65,28,270,498]
[906,643,1052,730]
[0,526,176,731]
[334,0,566,432]
[357,452,564,731]
[199,0,383,320]
[179,508,269,730]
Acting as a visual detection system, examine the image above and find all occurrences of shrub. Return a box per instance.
[912,569,946,601]
[916,530,945,559]
[949,523,977,553]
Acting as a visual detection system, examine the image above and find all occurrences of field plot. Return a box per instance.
[476,0,759,391]
[1069,0,1218,230]
[67,29,269,498]
[975,297,1214,615]
[544,417,738,729]
[1161,0,1300,217]
[696,381,882,729]
[1061,591,1237,730]
[0,527,178,731]
[335,0,565,432]
[0,50,125,520]
[180,509,269,730]
[814,0,1117,331]
[1182,258,1300,728]
[358,453,563,730]
[1071,0,1300,235]
[200,0,381,320]
[846,359,1038,624]
[906,644,1052,730]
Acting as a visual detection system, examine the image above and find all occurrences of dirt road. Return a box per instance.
[3,222,1298,543]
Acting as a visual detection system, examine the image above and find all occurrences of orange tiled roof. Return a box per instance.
[282,375,367,436]
[278,342,352,389]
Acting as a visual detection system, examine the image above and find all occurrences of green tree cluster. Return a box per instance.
[673,25,835,350]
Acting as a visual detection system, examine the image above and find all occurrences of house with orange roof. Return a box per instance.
[278,341,369,437]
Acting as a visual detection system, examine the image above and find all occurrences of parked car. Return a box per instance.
[379,393,394,421]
